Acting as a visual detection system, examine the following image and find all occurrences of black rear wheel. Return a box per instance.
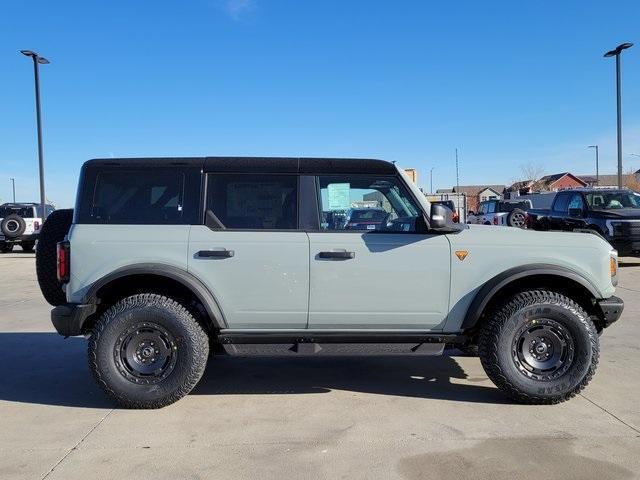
[0,242,12,253]
[478,290,598,404]
[89,294,209,409]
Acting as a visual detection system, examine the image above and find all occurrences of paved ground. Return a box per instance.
[0,250,638,480]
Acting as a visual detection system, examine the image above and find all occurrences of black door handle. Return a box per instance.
[318,251,355,260]
[196,249,234,258]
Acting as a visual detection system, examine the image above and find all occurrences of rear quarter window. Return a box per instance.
[79,168,191,224]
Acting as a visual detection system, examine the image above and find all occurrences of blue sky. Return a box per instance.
[1,0,639,207]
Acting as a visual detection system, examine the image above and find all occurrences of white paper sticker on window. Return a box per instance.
[327,183,350,210]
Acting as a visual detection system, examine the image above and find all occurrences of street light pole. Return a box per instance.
[20,50,50,221]
[430,167,434,193]
[588,145,599,185]
[10,178,16,203]
[604,42,633,189]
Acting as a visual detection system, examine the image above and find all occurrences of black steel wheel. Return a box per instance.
[478,290,598,404]
[511,319,574,380]
[89,294,209,409]
[115,322,178,385]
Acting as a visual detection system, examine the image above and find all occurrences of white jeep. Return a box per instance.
[0,203,54,253]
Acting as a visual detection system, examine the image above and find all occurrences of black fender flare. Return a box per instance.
[461,264,601,330]
[83,263,227,328]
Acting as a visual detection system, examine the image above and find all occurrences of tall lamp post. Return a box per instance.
[430,167,434,193]
[588,145,599,185]
[10,178,16,203]
[20,50,50,221]
[604,42,633,189]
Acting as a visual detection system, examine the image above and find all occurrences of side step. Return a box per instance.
[217,331,466,356]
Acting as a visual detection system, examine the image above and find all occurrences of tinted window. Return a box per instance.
[206,174,298,230]
[499,201,530,212]
[552,193,570,213]
[585,191,640,209]
[486,202,497,214]
[91,170,184,224]
[567,194,585,212]
[0,206,34,218]
[318,175,421,232]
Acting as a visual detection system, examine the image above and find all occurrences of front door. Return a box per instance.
[308,174,451,330]
[188,173,309,329]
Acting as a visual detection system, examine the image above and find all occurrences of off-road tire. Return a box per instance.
[20,241,35,253]
[35,209,73,306]
[0,242,12,253]
[478,290,599,404]
[89,294,209,409]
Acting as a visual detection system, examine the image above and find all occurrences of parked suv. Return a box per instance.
[0,202,54,252]
[527,188,640,256]
[37,157,623,408]
[467,199,531,228]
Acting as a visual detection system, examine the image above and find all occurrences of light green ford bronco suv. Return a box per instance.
[35,157,623,408]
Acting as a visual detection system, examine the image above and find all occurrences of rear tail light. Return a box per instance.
[57,241,70,283]
[493,216,498,225]
[34,221,40,231]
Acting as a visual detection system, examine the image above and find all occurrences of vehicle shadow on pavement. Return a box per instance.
[193,354,508,404]
[0,333,506,407]
[0,332,112,409]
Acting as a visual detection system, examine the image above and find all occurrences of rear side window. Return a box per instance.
[206,174,298,230]
[552,193,570,213]
[91,170,184,224]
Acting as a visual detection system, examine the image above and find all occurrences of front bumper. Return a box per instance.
[51,303,97,336]
[595,296,624,328]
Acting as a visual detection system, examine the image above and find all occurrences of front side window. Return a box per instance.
[317,175,421,232]
[207,174,298,230]
[91,170,184,224]
[486,202,497,214]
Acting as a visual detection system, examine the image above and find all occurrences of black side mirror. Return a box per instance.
[568,208,583,218]
[430,203,448,230]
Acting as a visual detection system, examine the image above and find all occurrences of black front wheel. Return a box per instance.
[89,294,209,409]
[478,290,599,404]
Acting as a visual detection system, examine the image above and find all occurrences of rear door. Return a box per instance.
[188,173,310,329]
[307,174,451,330]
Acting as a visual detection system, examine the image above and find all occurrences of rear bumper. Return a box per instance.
[595,296,624,328]
[51,303,96,337]
[0,233,38,243]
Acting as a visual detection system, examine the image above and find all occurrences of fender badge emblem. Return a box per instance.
[455,250,469,261]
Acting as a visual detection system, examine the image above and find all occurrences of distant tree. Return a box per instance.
[623,167,640,192]
[510,163,545,186]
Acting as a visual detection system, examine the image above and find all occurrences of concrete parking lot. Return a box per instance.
[0,251,638,480]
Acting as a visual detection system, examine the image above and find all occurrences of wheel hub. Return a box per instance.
[6,220,18,232]
[114,322,178,384]
[512,319,575,381]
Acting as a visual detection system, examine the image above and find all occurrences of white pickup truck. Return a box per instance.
[467,199,531,228]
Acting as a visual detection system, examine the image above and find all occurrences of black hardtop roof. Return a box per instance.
[83,157,397,175]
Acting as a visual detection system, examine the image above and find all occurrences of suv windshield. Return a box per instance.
[585,191,640,210]
[0,206,33,218]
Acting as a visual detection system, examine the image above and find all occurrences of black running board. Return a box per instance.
[217,331,466,345]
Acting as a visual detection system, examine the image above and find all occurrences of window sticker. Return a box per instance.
[327,183,351,210]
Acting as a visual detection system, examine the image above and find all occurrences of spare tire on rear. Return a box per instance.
[506,208,527,228]
[36,209,74,306]
[1,214,26,238]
